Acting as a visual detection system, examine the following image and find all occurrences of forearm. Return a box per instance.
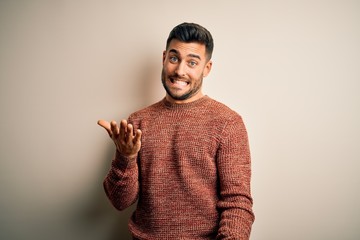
[216,165,254,238]
[216,157,254,239]
[103,151,139,211]
[216,193,255,239]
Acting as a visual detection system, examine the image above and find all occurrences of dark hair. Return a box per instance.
[166,22,214,60]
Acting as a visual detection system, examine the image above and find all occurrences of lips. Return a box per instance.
[170,77,189,87]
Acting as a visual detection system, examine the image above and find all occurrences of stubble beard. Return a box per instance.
[161,68,203,101]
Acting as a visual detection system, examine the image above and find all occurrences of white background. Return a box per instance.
[1,1,359,239]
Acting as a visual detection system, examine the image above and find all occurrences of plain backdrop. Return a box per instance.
[1,1,359,239]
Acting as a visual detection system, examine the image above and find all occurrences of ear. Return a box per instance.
[162,50,166,65]
[203,60,212,77]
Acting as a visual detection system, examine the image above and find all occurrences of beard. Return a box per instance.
[161,68,203,101]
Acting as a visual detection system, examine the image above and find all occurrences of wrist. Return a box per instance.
[115,150,137,161]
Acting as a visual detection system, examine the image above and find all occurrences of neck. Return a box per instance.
[165,92,204,104]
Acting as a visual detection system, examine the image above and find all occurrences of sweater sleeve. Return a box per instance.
[103,150,139,211]
[216,115,255,240]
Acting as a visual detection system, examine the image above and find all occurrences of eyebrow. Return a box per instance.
[169,49,202,60]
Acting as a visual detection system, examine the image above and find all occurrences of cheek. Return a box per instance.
[190,69,203,79]
[201,66,209,77]
[163,63,175,73]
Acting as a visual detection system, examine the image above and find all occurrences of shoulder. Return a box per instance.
[205,97,242,121]
[204,97,248,137]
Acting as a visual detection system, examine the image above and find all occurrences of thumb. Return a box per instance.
[97,120,112,137]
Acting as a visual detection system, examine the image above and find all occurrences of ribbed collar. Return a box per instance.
[161,95,210,110]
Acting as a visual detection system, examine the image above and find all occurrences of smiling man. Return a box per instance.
[98,22,255,239]
[161,38,211,103]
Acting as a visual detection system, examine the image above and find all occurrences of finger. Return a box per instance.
[126,123,134,144]
[133,129,142,144]
[97,120,112,137]
[110,121,120,138]
[119,119,127,140]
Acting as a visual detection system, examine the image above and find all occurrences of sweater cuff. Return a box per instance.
[113,150,138,169]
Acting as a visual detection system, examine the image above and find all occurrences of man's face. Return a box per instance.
[162,39,212,104]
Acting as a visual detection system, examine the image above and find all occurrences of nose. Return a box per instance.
[175,61,186,77]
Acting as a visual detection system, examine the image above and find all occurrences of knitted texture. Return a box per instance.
[103,96,254,239]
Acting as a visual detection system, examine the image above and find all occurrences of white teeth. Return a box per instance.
[174,80,187,86]
[169,78,188,87]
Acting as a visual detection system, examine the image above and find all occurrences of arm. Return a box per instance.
[98,119,142,211]
[103,151,139,210]
[216,115,255,240]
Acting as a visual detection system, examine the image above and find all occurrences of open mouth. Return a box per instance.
[170,77,189,87]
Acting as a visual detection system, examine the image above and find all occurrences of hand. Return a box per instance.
[97,119,142,158]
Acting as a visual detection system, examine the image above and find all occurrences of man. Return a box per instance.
[98,22,254,239]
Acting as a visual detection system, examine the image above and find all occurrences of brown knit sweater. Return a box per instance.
[104,96,254,239]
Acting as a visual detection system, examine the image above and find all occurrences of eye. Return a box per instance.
[169,56,178,63]
[188,60,198,67]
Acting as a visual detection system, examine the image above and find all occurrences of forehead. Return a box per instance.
[166,39,206,58]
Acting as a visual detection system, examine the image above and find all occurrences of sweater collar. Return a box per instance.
[162,95,210,110]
